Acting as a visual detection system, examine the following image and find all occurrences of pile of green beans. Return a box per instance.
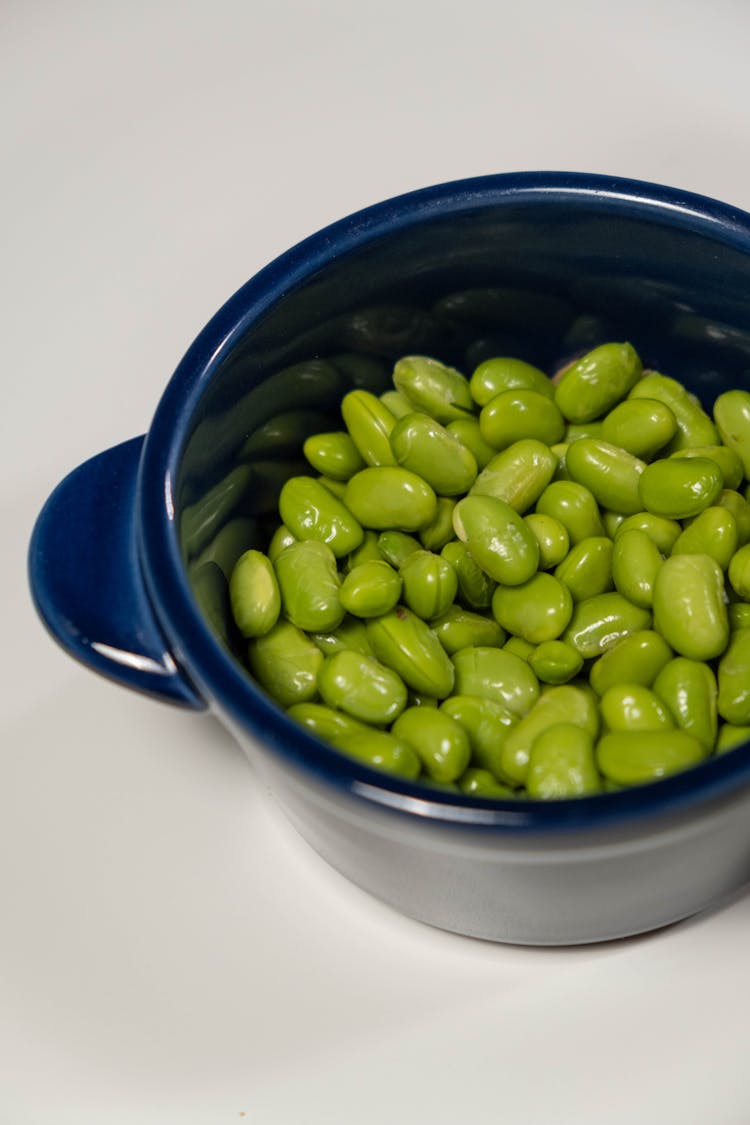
[228,342,750,799]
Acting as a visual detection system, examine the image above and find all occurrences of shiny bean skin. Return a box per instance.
[563,593,652,659]
[528,640,584,684]
[287,702,369,746]
[318,650,408,725]
[479,389,565,451]
[366,607,455,698]
[491,573,573,644]
[629,372,718,451]
[275,540,344,632]
[229,549,281,638]
[248,620,323,707]
[714,389,750,478]
[599,684,675,732]
[652,554,729,661]
[554,537,614,601]
[341,389,398,466]
[589,631,673,696]
[440,695,517,781]
[526,724,601,798]
[524,514,570,569]
[470,440,557,513]
[337,730,422,779]
[446,418,497,470]
[391,707,472,782]
[565,438,645,515]
[469,356,554,406]
[431,606,506,654]
[390,412,478,495]
[453,495,540,585]
[419,498,457,552]
[672,507,738,570]
[344,467,437,531]
[728,543,750,598]
[535,481,607,544]
[671,445,744,492]
[717,628,750,725]
[303,431,366,480]
[339,559,402,618]
[309,616,374,658]
[653,658,718,752]
[638,457,723,519]
[600,397,678,460]
[441,540,496,609]
[451,646,540,718]
[614,512,682,555]
[279,476,364,557]
[458,768,516,798]
[596,730,706,785]
[611,528,663,609]
[554,342,642,423]
[393,355,474,423]
[500,685,599,785]
[377,530,421,568]
[399,550,458,620]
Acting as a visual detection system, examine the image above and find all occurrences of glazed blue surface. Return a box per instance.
[29,171,750,840]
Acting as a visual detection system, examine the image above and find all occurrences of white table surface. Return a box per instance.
[5,1,750,1121]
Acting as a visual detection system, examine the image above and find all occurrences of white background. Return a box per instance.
[5,1,750,1121]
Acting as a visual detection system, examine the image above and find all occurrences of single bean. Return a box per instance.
[441,541,496,608]
[318,650,407,725]
[479,389,565,450]
[393,355,474,423]
[524,513,570,570]
[638,457,723,519]
[652,554,728,661]
[652,658,718,751]
[447,418,500,469]
[451,646,540,717]
[229,549,281,638]
[440,695,518,781]
[714,389,750,477]
[469,439,557,513]
[431,606,505,655]
[596,730,705,785]
[419,498,457,552]
[554,536,614,601]
[717,627,750,725]
[554,342,642,423]
[673,507,738,570]
[565,438,645,515]
[469,356,554,406]
[600,397,678,460]
[491,572,573,644]
[391,707,472,782]
[400,550,458,620]
[279,475,364,556]
[303,431,366,480]
[337,730,422,779]
[340,389,397,466]
[600,683,675,732]
[589,630,673,696]
[339,560,402,618]
[247,620,323,707]
[452,495,539,585]
[535,481,607,544]
[729,543,750,598]
[602,510,627,538]
[287,702,369,746]
[563,593,652,659]
[458,768,516,798]
[729,603,750,631]
[500,684,599,785]
[611,528,663,609]
[716,724,750,754]
[628,372,718,450]
[671,445,744,491]
[528,640,584,684]
[379,390,413,418]
[274,540,344,632]
[390,412,478,495]
[526,724,601,798]
[366,607,455,698]
[267,523,297,562]
[344,467,437,531]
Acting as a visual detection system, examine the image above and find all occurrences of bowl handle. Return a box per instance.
[29,435,205,709]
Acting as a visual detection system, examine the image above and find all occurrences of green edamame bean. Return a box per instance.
[528,640,583,684]
[393,355,474,423]
[652,554,728,661]
[638,457,723,519]
[524,514,570,570]
[628,372,718,451]
[652,658,718,751]
[340,389,398,466]
[611,528,663,609]
[287,702,369,746]
[503,636,536,661]
[479,389,565,450]
[729,543,750,598]
[452,495,539,585]
[440,541,496,608]
[344,467,437,532]
[458,768,516,798]
[377,530,421,568]
[554,537,614,601]
[390,412,478,495]
[491,573,573,644]
[714,389,750,478]
[337,730,422,779]
[431,606,505,654]
[596,730,705,785]
[673,507,738,570]
[309,616,374,658]
[303,431,366,480]
[446,418,497,470]
[716,724,750,753]
[671,445,744,492]
[440,695,517,781]
[345,530,383,569]
[400,550,458,620]
[565,439,645,515]
[500,684,599,785]
[366,607,455,698]
[267,523,297,562]
[452,646,540,718]
[379,390,413,418]
[526,724,601,798]
[229,549,281,638]
[469,356,553,406]
[317,475,348,499]
[339,560,402,618]
[248,620,323,707]
[600,397,678,460]
[602,510,627,538]
[469,440,557,513]
[589,630,673,696]
[279,476,364,557]
[600,684,675,732]
[419,498,457,552]
[554,342,642,423]
[614,512,682,555]
[717,627,750,725]
[274,540,344,632]
[563,593,652,659]
[391,707,471,782]
[729,603,750,631]
[718,490,750,546]
[318,650,407,725]
[535,481,607,544]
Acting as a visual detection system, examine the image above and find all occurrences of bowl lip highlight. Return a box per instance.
[137,169,750,832]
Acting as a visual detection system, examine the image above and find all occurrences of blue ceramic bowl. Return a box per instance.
[29,172,750,944]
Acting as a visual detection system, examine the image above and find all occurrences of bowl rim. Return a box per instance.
[137,169,750,832]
